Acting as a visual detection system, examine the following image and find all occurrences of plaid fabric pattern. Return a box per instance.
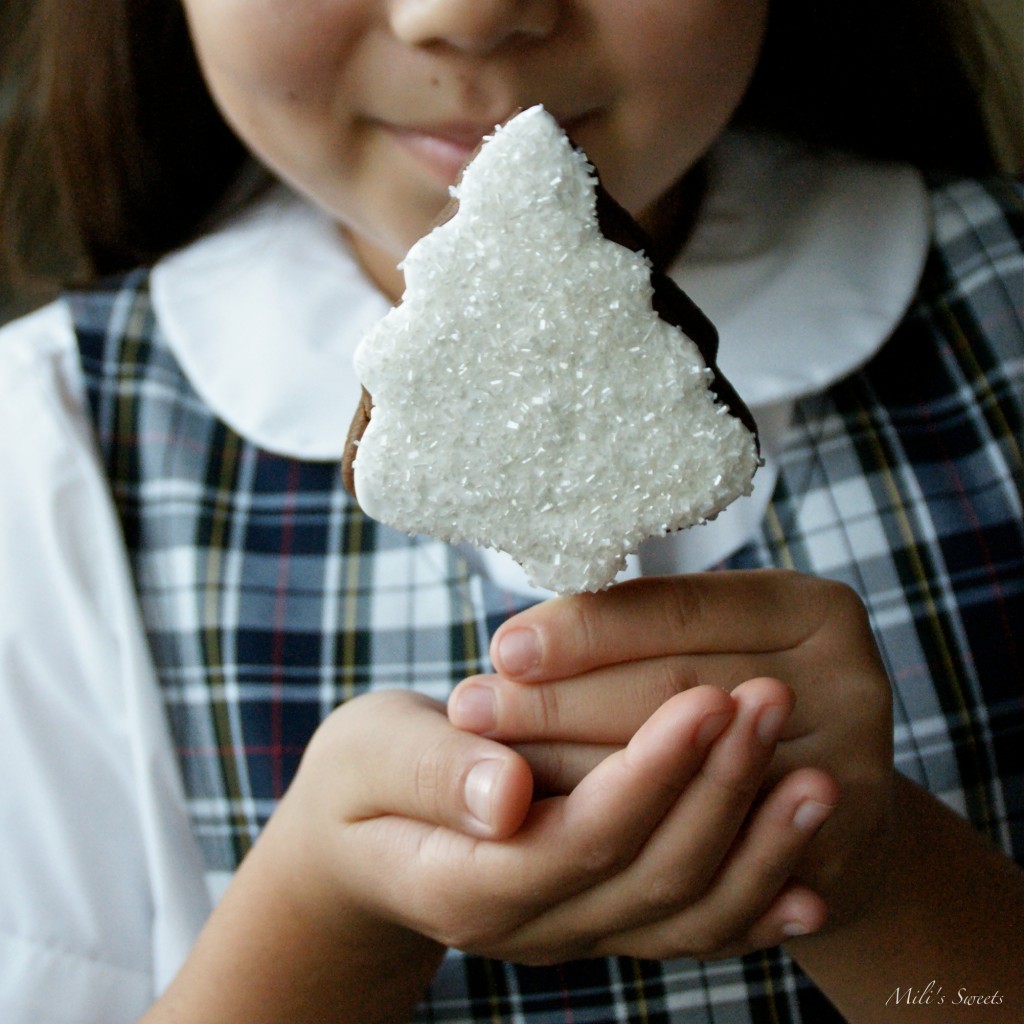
[71,175,1022,1022]
[75,287,534,870]
[730,176,1024,854]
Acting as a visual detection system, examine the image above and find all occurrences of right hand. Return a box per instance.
[260,678,837,966]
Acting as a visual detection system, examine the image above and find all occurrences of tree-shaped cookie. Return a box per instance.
[345,106,759,593]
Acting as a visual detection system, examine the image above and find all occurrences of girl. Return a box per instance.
[1,1,1021,1021]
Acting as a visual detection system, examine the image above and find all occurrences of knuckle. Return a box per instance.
[411,748,445,809]
[744,842,792,883]
[639,870,692,916]
[411,734,462,817]
[573,836,631,879]
[649,656,701,700]
[659,576,706,640]
[770,571,870,648]
[560,596,603,666]
[533,681,563,734]
[813,577,870,633]
[826,575,866,610]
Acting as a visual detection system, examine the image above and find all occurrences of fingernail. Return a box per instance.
[451,685,496,733]
[495,628,540,677]
[782,920,814,938]
[756,704,789,746]
[464,759,503,826]
[695,709,733,750]
[793,799,835,834]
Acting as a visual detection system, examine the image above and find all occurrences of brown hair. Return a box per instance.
[1,0,1019,291]
[1,3,262,288]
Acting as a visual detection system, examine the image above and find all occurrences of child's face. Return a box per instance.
[181,0,767,295]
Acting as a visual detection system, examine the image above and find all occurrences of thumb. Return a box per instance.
[312,690,534,839]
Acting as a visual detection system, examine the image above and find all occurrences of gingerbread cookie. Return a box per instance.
[344,105,759,593]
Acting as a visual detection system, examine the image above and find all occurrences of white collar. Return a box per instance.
[151,132,929,592]
[152,192,391,460]
[676,131,930,407]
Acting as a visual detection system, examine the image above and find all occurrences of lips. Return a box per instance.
[386,113,527,186]
[387,109,598,186]
[389,122,496,183]
[418,121,504,149]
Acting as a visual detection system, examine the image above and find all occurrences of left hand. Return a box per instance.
[448,570,895,926]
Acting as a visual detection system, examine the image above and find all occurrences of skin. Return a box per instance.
[150,676,837,1022]
[144,1,1023,1020]
[452,574,1024,1020]
[451,572,894,925]
[179,0,766,297]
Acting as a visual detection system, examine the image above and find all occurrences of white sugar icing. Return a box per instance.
[352,105,759,593]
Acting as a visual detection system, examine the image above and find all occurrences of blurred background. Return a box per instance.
[1,1,1022,326]
[986,0,1024,172]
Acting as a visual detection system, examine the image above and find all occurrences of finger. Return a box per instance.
[449,660,688,742]
[511,740,618,795]
[637,678,800,892]
[671,767,839,952]
[598,884,831,963]
[489,570,860,682]
[345,686,739,960]
[751,885,831,950]
[449,650,800,745]
[503,679,794,950]
[596,769,837,960]
[477,685,737,908]
[320,690,534,839]
[363,684,739,956]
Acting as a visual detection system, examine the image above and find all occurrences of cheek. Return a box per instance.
[603,0,768,205]
[183,1,357,114]
[181,1,368,199]
[629,0,767,80]
[637,0,766,126]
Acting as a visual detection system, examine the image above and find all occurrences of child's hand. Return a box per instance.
[147,600,843,1020]
[448,570,894,927]
[262,677,835,968]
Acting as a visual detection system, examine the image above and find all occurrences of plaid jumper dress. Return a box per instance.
[71,176,1022,1022]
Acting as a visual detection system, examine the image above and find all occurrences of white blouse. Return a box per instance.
[0,133,927,1020]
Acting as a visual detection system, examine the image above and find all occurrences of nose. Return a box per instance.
[388,0,558,53]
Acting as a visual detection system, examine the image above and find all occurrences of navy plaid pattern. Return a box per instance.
[72,175,1022,1022]
[77,294,533,869]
